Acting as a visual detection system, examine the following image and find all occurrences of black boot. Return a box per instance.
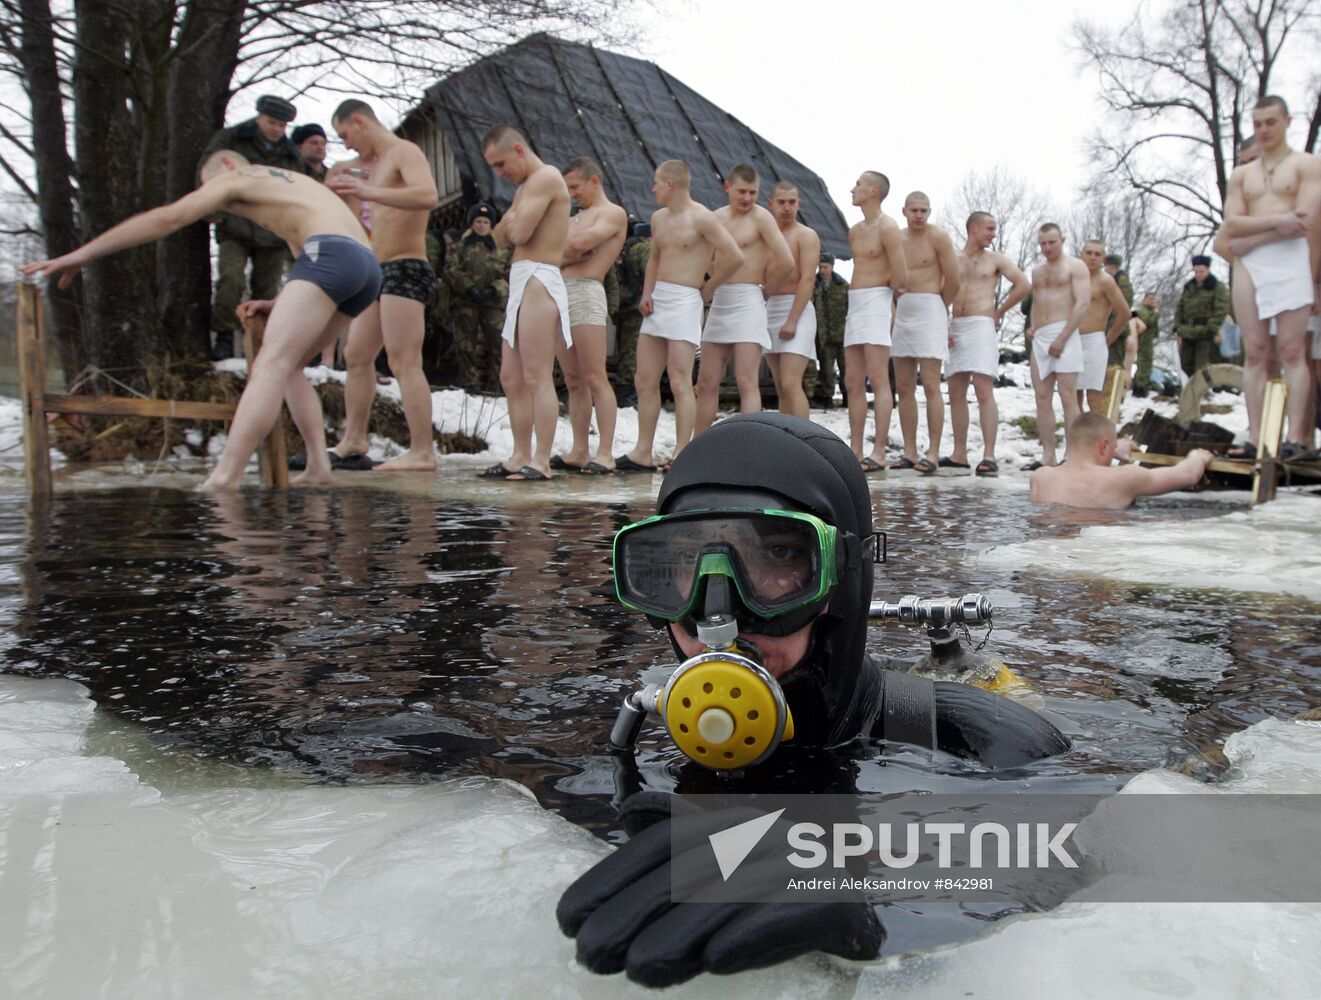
[210,332,234,361]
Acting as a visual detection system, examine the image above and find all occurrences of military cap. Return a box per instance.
[1104,254,1123,267]
[633,222,652,239]
[291,123,325,145]
[255,95,297,123]
[466,202,497,226]
[1191,254,1212,267]
[820,252,835,264]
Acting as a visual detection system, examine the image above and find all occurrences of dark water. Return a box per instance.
[3,480,1320,953]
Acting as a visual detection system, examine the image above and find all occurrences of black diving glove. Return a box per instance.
[556,791,883,988]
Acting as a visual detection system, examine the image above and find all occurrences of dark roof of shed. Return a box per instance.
[403,33,851,257]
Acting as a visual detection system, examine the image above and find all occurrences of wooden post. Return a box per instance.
[16,281,52,498]
[1251,378,1288,505]
[1102,365,1126,423]
[241,315,289,488]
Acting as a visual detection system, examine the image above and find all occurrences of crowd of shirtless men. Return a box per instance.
[21,95,1320,508]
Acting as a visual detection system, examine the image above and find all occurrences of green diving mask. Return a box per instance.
[613,508,843,623]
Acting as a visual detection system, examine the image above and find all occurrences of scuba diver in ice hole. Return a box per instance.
[557,413,1070,987]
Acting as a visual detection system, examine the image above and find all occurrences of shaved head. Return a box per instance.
[332,99,376,125]
[1070,411,1116,449]
[728,163,758,185]
[656,159,691,189]
[563,155,602,180]
[482,124,527,152]
[904,190,930,208]
[966,210,994,232]
[771,179,798,196]
[198,149,248,182]
[860,170,890,200]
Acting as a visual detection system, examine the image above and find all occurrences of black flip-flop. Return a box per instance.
[1224,442,1257,461]
[1023,460,1045,471]
[581,461,616,475]
[478,462,515,478]
[975,458,999,478]
[860,456,885,473]
[915,457,938,475]
[889,456,915,470]
[550,454,587,472]
[330,452,378,471]
[287,452,307,471]
[938,457,971,469]
[615,454,658,473]
[504,465,551,482]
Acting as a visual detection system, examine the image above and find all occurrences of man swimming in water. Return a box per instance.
[22,151,380,491]
[1030,411,1213,509]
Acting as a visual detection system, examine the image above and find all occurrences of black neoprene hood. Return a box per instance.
[656,414,876,745]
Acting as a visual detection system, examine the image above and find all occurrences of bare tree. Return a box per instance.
[1075,0,1318,246]
[0,0,639,388]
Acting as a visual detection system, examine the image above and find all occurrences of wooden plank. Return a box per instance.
[1136,452,1254,476]
[1252,378,1288,505]
[16,282,52,498]
[241,315,289,488]
[43,394,238,420]
[1102,365,1125,422]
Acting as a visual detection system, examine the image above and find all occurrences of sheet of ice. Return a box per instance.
[854,718,1321,1000]
[976,493,1321,601]
[0,675,855,999]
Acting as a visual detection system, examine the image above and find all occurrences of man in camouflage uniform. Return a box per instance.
[1174,254,1231,379]
[1132,290,1160,396]
[201,94,307,360]
[612,221,651,405]
[1104,253,1135,367]
[812,251,849,406]
[445,204,508,393]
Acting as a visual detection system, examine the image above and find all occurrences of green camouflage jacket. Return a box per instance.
[813,271,850,338]
[616,238,652,311]
[444,232,509,304]
[1174,276,1230,342]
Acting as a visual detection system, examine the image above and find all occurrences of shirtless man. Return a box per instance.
[326,100,439,472]
[22,152,379,491]
[764,181,822,420]
[892,192,960,473]
[1076,239,1132,413]
[843,171,908,472]
[1220,95,1321,459]
[483,125,572,481]
[555,156,628,474]
[1027,223,1092,468]
[1030,412,1212,509]
[693,164,794,432]
[948,212,1030,477]
[617,160,743,472]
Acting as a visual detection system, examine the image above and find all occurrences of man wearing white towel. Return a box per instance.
[1027,223,1092,468]
[693,164,794,432]
[1076,239,1132,414]
[764,181,822,420]
[843,171,908,473]
[892,192,960,474]
[617,160,743,473]
[1221,95,1321,460]
[484,124,572,482]
[948,212,1030,477]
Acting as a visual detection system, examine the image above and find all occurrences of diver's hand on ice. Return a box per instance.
[556,792,883,988]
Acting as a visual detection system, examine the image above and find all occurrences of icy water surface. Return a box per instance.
[3,471,1321,971]
[4,477,1319,801]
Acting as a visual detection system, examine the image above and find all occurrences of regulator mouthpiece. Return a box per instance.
[658,646,795,770]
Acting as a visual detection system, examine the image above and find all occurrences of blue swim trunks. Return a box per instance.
[289,234,382,317]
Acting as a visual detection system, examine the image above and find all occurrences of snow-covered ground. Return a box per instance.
[200,359,1249,476]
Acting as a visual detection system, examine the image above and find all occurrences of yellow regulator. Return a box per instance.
[607,614,795,771]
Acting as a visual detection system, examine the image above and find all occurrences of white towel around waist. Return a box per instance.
[765,295,817,358]
[843,286,893,347]
[1077,331,1108,391]
[702,282,769,347]
[1239,237,1313,320]
[947,315,998,377]
[891,292,949,361]
[1031,320,1083,377]
[502,260,572,348]
[640,280,704,346]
